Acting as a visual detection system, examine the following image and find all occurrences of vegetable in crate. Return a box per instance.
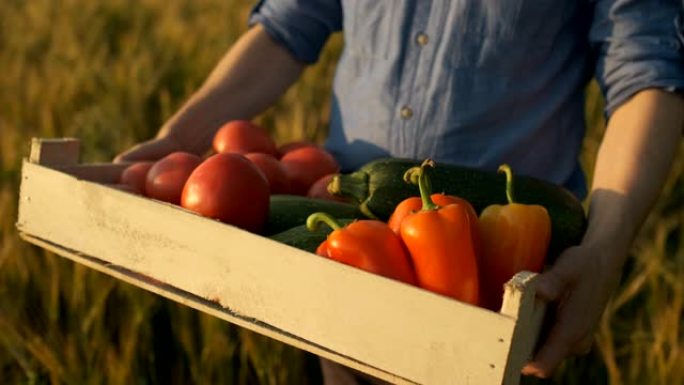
[280,146,339,195]
[146,152,202,204]
[213,120,278,156]
[181,153,270,233]
[395,160,479,305]
[268,218,355,253]
[245,152,291,194]
[120,161,154,195]
[307,173,347,202]
[387,175,482,256]
[329,157,586,259]
[388,190,478,239]
[478,164,551,310]
[263,195,363,235]
[307,213,416,285]
[277,140,318,158]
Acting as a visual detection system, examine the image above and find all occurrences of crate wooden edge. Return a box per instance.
[17,138,545,385]
[18,232,413,384]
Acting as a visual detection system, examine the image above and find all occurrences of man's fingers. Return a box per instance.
[524,276,596,379]
[535,246,585,302]
[523,326,594,378]
[522,317,576,378]
[522,252,578,378]
[534,270,567,302]
[114,137,179,163]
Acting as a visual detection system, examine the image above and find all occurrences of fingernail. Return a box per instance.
[521,363,540,376]
[522,363,551,379]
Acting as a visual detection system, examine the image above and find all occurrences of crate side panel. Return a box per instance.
[19,233,414,384]
[17,161,516,385]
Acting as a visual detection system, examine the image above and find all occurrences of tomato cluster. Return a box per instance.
[119,120,340,233]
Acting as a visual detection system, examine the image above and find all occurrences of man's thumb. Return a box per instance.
[535,246,583,302]
[535,270,568,303]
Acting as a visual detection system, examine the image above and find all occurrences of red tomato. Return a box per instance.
[213,120,277,156]
[120,161,154,195]
[181,153,270,233]
[277,141,318,159]
[146,152,202,205]
[306,174,346,202]
[280,147,339,195]
[244,153,290,194]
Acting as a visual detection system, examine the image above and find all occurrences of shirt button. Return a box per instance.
[400,106,414,120]
[416,32,429,46]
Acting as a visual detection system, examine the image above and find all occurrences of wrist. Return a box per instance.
[580,190,637,269]
[158,109,216,157]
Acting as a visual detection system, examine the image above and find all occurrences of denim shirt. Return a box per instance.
[251,0,684,199]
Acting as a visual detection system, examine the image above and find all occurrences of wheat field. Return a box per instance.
[0,1,682,384]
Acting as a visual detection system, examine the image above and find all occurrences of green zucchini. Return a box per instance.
[269,219,355,253]
[329,158,587,258]
[263,195,363,236]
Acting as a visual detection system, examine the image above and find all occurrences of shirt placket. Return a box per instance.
[396,1,445,158]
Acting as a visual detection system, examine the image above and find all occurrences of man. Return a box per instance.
[116,1,684,383]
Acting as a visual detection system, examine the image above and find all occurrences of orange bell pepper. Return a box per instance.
[398,160,480,305]
[388,193,478,234]
[307,213,417,285]
[478,164,551,310]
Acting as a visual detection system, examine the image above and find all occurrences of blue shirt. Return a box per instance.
[251,0,684,199]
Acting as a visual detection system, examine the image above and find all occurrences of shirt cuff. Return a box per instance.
[249,0,340,64]
[592,0,684,116]
[598,38,684,116]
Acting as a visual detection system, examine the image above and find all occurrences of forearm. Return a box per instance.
[584,89,684,266]
[160,24,305,155]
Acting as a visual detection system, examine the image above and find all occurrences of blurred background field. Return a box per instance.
[0,1,681,384]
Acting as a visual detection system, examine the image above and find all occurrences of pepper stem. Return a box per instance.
[403,159,439,211]
[498,164,516,204]
[306,212,343,232]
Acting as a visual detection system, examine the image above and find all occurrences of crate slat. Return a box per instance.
[29,138,80,165]
[54,163,131,184]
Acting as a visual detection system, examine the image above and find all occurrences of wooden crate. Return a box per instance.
[16,138,546,385]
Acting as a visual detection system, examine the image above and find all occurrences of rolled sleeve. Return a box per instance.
[677,2,684,45]
[250,0,342,64]
[590,0,684,116]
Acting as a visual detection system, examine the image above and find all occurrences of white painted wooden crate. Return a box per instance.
[16,138,546,385]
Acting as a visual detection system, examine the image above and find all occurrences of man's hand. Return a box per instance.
[114,24,304,163]
[522,89,683,379]
[522,238,626,377]
[114,135,182,163]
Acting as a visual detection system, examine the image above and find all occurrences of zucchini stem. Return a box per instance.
[359,202,379,219]
[306,212,343,232]
[328,172,369,204]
